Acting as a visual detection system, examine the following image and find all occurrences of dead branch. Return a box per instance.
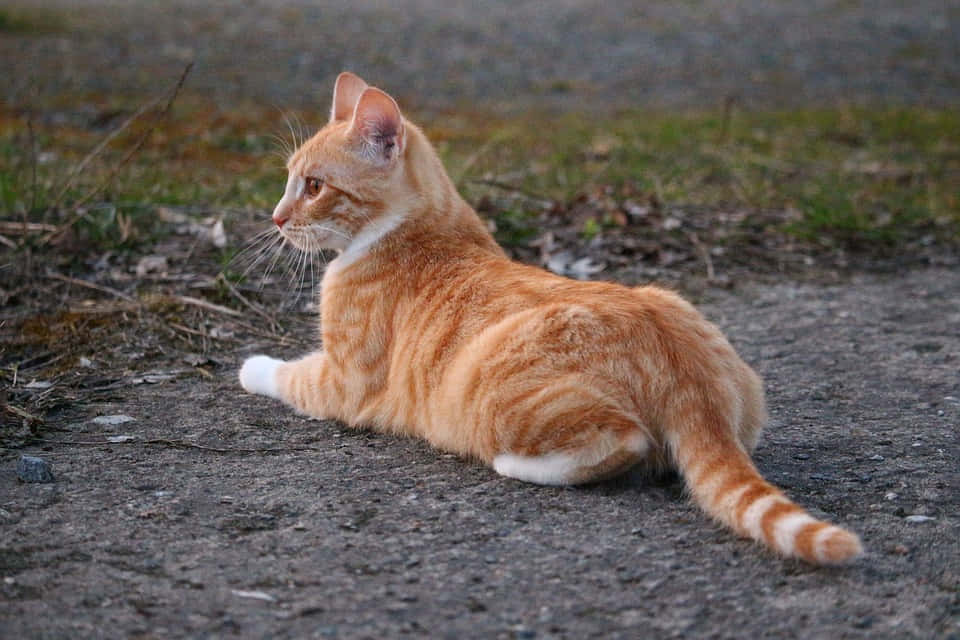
[39,62,193,246]
[216,272,280,329]
[45,270,136,302]
[166,321,222,340]
[687,232,716,281]
[170,294,243,317]
[4,403,44,424]
[35,437,322,455]
[44,98,164,217]
[466,177,553,204]
[27,112,38,221]
[0,221,58,234]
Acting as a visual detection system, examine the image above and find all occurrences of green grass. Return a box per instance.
[0,6,66,34]
[0,95,956,254]
[445,107,959,247]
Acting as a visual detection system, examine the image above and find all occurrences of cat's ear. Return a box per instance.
[330,72,369,123]
[349,87,404,163]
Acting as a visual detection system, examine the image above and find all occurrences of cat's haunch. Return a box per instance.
[240,71,862,566]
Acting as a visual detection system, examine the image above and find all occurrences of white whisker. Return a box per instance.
[260,236,290,292]
[283,112,300,155]
[238,234,284,283]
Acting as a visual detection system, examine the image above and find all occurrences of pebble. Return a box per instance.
[904,515,936,523]
[92,415,136,426]
[231,589,275,602]
[16,456,55,483]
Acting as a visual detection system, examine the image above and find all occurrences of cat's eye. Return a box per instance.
[305,177,323,197]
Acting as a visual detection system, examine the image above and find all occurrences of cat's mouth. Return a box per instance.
[280,224,351,253]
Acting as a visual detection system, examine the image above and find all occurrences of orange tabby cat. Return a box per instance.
[240,72,863,565]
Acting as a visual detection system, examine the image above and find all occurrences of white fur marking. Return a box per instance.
[622,430,650,455]
[772,512,817,555]
[716,483,752,517]
[239,355,283,400]
[273,173,301,222]
[492,452,580,486]
[492,429,646,486]
[813,525,840,563]
[331,209,406,271]
[741,494,780,541]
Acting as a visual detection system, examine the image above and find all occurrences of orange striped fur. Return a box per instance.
[239,72,863,565]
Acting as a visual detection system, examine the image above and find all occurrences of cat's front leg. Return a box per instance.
[239,355,284,399]
[239,352,341,419]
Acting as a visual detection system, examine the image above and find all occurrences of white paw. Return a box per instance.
[239,355,283,399]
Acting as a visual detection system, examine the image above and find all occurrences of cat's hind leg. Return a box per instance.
[492,428,650,486]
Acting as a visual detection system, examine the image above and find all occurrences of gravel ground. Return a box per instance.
[1,268,958,639]
[2,1,959,638]
[3,0,959,111]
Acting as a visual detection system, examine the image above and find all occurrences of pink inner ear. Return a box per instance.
[331,72,369,122]
[351,88,404,158]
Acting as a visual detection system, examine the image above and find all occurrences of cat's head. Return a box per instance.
[272,72,412,254]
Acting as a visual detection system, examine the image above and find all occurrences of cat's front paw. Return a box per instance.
[239,355,283,399]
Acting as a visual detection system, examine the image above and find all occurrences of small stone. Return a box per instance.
[16,456,55,483]
[92,415,136,426]
[891,544,909,555]
[210,219,227,248]
[662,216,683,231]
[868,454,885,461]
[884,492,898,501]
[511,625,536,639]
[231,589,275,602]
[136,255,168,277]
[904,515,935,523]
[852,616,874,629]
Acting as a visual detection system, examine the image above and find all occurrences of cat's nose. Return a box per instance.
[272,207,290,229]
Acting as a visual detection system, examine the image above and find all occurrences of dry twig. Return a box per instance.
[36,437,322,455]
[466,177,552,204]
[0,221,58,234]
[46,270,136,302]
[216,272,281,330]
[170,294,243,318]
[687,232,716,281]
[39,62,193,246]
[4,403,44,424]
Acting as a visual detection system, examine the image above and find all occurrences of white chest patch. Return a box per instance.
[329,209,406,273]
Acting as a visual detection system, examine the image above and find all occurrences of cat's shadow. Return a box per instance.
[579,466,684,498]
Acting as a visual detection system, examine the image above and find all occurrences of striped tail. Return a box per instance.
[670,428,863,565]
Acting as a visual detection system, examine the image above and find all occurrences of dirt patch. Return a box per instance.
[3,0,958,110]
[1,221,958,638]
[1,0,958,636]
